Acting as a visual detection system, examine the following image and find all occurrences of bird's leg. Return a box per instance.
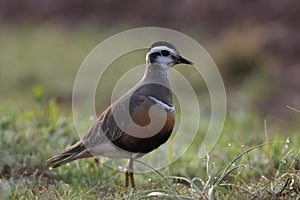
[125,169,129,187]
[129,172,135,188]
[125,168,130,187]
[125,158,135,188]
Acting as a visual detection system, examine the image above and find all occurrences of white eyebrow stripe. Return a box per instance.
[148,96,175,113]
[147,46,177,57]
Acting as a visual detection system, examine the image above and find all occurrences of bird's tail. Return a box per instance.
[46,141,92,169]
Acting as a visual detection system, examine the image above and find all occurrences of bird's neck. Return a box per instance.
[142,65,170,87]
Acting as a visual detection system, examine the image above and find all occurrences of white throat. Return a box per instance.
[155,56,173,69]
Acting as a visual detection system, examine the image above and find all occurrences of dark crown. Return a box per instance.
[149,41,177,52]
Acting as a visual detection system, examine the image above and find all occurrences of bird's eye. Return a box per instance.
[161,50,170,56]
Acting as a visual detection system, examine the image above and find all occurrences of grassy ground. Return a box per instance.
[0,99,299,199]
[0,24,300,199]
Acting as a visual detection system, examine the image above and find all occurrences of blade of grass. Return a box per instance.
[214,141,284,186]
[264,120,274,177]
[135,160,177,194]
[286,105,300,113]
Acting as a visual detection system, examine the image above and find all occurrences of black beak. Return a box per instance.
[176,56,193,65]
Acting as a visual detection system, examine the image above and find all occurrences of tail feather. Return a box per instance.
[46,141,92,168]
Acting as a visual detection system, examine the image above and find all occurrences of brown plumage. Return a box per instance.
[46,41,192,188]
[46,142,92,168]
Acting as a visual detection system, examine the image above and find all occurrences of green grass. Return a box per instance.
[1,24,300,199]
[0,99,299,199]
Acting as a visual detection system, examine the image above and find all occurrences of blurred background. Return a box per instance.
[1,1,300,197]
[0,0,299,122]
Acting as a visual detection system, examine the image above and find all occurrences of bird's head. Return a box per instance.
[146,41,193,69]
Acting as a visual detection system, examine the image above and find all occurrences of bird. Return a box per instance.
[46,41,193,188]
